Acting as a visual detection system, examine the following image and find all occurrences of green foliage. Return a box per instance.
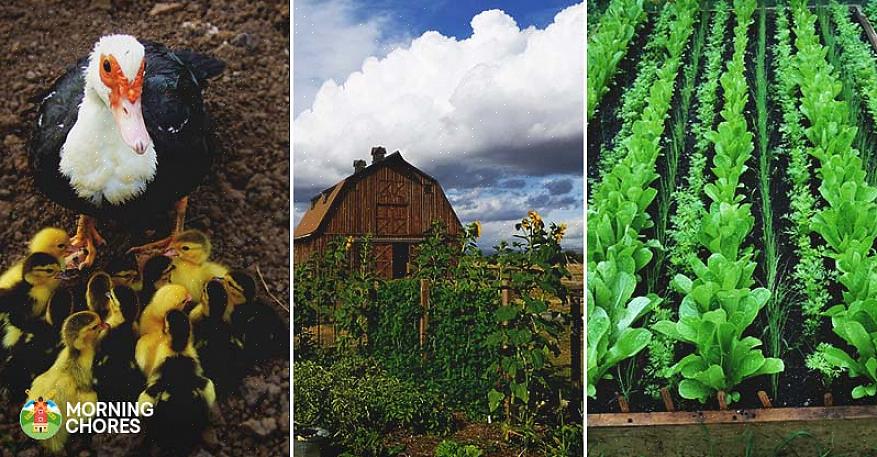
[434,440,483,457]
[427,285,498,414]
[488,212,568,424]
[791,0,877,399]
[370,279,422,375]
[294,356,452,456]
[335,234,381,352]
[586,0,698,399]
[413,220,456,282]
[806,343,844,387]
[594,2,674,178]
[830,1,877,177]
[668,2,730,274]
[587,0,646,120]
[541,423,584,457]
[655,0,783,406]
[773,4,830,342]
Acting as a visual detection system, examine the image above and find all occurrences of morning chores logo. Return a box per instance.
[19,392,153,439]
[20,396,62,440]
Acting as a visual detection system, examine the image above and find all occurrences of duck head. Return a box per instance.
[85,34,151,154]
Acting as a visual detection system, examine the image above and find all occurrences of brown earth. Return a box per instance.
[0,0,289,456]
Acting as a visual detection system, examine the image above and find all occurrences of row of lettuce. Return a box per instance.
[586,0,646,121]
[588,0,877,405]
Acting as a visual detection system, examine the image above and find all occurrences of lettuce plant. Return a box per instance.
[791,0,877,398]
[594,3,674,181]
[587,0,646,120]
[654,0,783,406]
[773,3,830,342]
[668,2,729,273]
[586,0,698,398]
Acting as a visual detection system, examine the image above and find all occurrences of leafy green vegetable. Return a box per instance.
[791,0,877,398]
[587,0,698,398]
[654,0,783,406]
[587,0,646,120]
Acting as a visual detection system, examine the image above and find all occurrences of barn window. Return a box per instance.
[425,184,434,194]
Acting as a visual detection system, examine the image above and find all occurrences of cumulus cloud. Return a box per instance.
[293,3,584,192]
[293,0,407,113]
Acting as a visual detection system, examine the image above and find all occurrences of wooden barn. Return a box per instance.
[294,147,463,278]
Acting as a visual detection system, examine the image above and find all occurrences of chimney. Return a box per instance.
[371,146,386,164]
[353,159,367,173]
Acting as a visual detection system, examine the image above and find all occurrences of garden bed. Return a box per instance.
[588,0,877,453]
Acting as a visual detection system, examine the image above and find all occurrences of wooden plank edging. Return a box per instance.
[588,405,877,427]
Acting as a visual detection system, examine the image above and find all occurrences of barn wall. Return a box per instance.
[322,161,461,237]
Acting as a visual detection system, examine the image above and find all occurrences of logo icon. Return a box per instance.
[20,392,62,440]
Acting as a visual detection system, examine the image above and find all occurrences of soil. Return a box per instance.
[0,0,290,456]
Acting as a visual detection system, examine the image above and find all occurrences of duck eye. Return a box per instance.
[57,243,66,249]
[102,60,111,73]
[182,246,190,251]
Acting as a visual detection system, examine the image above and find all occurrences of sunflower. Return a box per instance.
[554,223,567,243]
[528,210,543,228]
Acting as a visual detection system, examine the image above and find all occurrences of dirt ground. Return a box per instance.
[0,0,289,455]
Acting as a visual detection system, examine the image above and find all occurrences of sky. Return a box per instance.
[293,0,584,251]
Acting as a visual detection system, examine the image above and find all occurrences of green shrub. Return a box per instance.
[434,440,483,457]
[294,356,451,456]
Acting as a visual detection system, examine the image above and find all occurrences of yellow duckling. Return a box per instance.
[0,227,69,289]
[139,284,192,336]
[27,311,108,454]
[166,230,228,305]
[136,285,192,377]
[1,253,63,350]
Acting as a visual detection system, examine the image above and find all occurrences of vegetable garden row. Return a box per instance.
[587,0,877,417]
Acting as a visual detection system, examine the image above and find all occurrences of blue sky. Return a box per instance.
[293,0,584,251]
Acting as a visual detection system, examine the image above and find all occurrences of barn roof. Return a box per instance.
[293,151,456,239]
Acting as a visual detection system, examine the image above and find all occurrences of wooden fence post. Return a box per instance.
[420,279,430,357]
[570,290,583,389]
[501,279,511,419]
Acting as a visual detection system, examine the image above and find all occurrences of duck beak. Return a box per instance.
[113,97,152,155]
[164,247,179,258]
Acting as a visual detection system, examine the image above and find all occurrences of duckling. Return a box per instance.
[0,288,73,401]
[86,271,113,321]
[193,278,241,396]
[28,311,108,454]
[0,227,69,289]
[107,254,142,292]
[139,284,192,336]
[1,253,63,353]
[94,286,145,401]
[166,230,228,303]
[138,309,215,456]
[139,255,174,306]
[136,285,192,377]
[228,270,288,367]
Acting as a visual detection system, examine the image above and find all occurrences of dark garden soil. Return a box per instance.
[0,0,290,455]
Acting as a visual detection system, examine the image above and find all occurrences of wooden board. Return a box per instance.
[588,406,877,456]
